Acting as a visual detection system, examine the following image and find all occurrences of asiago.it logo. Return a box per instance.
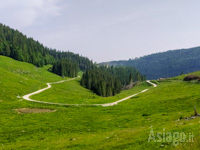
[148,128,194,146]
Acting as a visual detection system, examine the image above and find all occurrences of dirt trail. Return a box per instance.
[99,80,157,106]
[22,79,157,107]
[22,77,79,102]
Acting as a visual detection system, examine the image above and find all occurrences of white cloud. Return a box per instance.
[0,0,63,29]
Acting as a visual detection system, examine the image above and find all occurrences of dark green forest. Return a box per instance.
[52,59,78,78]
[81,66,145,97]
[105,47,200,79]
[0,23,92,77]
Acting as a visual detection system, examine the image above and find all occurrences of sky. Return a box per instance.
[1,0,200,63]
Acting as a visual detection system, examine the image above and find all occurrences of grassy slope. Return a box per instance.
[1,55,200,149]
[0,56,63,102]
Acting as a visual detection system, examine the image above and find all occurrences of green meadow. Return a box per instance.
[1,55,200,149]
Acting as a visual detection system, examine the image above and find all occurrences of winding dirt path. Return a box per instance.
[100,80,157,107]
[22,78,157,107]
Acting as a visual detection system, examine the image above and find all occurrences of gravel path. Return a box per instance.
[22,78,157,107]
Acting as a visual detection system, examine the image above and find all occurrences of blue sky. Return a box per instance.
[1,0,200,62]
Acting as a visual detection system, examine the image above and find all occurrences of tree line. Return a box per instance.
[81,66,146,97]
[52,59,78,77]
[0,23,93,77]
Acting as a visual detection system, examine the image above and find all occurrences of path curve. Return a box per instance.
[100,80,157,106]
[22,78,157,107]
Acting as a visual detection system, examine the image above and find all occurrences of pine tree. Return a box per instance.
[129,73,133,84]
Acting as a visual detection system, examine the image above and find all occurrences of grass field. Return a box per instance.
[1,55,200,149]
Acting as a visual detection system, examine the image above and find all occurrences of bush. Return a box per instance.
[183,75,200,81]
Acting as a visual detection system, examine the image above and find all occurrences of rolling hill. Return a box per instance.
[103,47,200,79]
[1,55,200,149]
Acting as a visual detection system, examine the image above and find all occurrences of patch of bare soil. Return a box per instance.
[15,108,57,114]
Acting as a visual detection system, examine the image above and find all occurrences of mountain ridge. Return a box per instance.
[102,46,200,79]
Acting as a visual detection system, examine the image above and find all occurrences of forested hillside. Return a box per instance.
[0,23,93,77]
[81,66,145,97]
[105,47,200,79]
[0,23,146,97]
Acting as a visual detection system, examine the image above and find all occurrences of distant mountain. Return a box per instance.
[103,47,200,79]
